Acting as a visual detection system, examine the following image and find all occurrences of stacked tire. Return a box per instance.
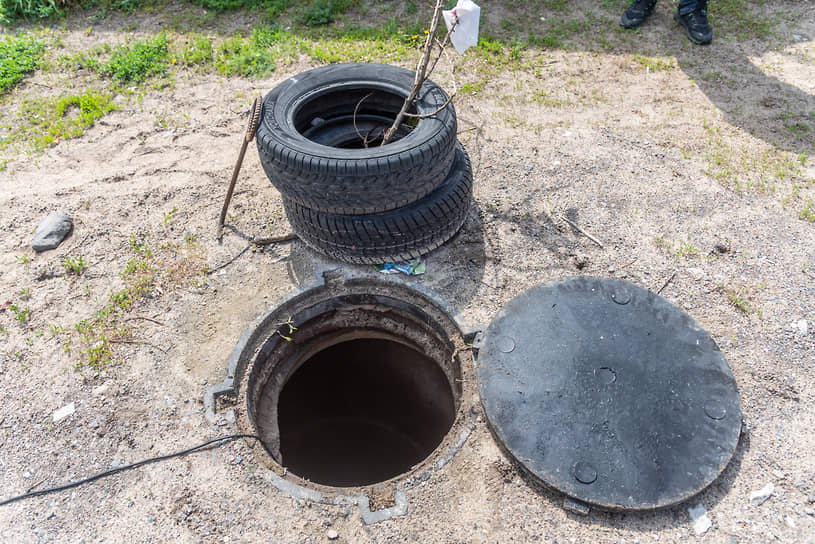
[256,63,472,265]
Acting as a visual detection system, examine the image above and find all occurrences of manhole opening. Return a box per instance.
[244,296,464,490]
[278,338,455,487]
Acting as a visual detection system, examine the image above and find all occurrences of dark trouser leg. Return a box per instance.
[677,0,703,15]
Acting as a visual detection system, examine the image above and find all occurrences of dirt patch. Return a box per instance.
[1,1,814,542]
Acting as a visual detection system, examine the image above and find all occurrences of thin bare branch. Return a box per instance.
[382,0,446,145]
[352,92,375,148]
[560,216,605,249]
[657,271,677,294]
[251,233,298,246]
[123,316,165,326]
[428,17,458,77]
[404,51,458,119]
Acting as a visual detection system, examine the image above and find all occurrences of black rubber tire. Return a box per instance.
[256,63,457,215]
[285,142,472,264]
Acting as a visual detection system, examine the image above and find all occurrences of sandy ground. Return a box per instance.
[1,1,815,542]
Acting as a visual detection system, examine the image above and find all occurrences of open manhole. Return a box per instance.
[250,311,459,488]
[206,271,474,504]
[207,274,742,517]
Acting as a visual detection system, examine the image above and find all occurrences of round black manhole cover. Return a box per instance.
[477,277,742,511]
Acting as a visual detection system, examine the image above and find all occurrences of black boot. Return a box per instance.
[620,0,658,29]
[675,2,713,44]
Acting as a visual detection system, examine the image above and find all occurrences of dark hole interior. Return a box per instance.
[295,89,415,148]
[277,338,455,487]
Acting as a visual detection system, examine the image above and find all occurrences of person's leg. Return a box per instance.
[620,0,659,29]
[675,0,713,44]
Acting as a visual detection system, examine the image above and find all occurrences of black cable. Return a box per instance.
[0,434,260,507]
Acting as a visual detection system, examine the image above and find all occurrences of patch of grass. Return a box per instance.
[702,121,801,193]
[215,34,277,78]
[460,81,486,95]
[717,283,759,315]
[710,0,776,40]
[264,0,294,20]
[102,35,169,84]
[16,91,117,151]
[188,0,270,11]
[0,34,45,94]
[179,34,213,66]
[0,0,65,23]
[527,33,562,50]
[299,0,354,27]
[631,54,675,72]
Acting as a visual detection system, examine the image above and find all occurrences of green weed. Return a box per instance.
[299,0,354,27]
[102,35,169,84]
[0,34,45,94]
[63,255,87,275]
[719,284,753,314]
[674,241,699,259]
[179,35,213,67]
[460,81,486,95]
[9,303,31,324]
[162,206,177,226]
[264,0,294,20]
[17,92,117,151]
[189,0,268,11]
[800,200,815,223]
[632,54,675,72]
[0,0,64,23]
[215,34,276,78]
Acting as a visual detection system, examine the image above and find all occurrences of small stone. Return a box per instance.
[326,529,339,540]
[688,504,712,535]
[32,212,73,252]
[92,383,110,397]
[749,483,774,505]
[687,267,705,281]
[793,319,808,336]
[785,517,796,528]
[804,508,814,516]
[53,402,75,423]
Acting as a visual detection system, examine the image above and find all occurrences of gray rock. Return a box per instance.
[32,212,73,251]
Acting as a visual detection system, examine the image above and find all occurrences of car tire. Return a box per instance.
[284,142,472,264]
[256,63,457,215]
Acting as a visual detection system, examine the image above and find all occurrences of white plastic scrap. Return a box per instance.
[688,504,712,535]
[442,0,481,54]
[53,402,75,423]
[750,483,775,505]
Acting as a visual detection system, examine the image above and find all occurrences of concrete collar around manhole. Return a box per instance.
[204,270,477,522]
